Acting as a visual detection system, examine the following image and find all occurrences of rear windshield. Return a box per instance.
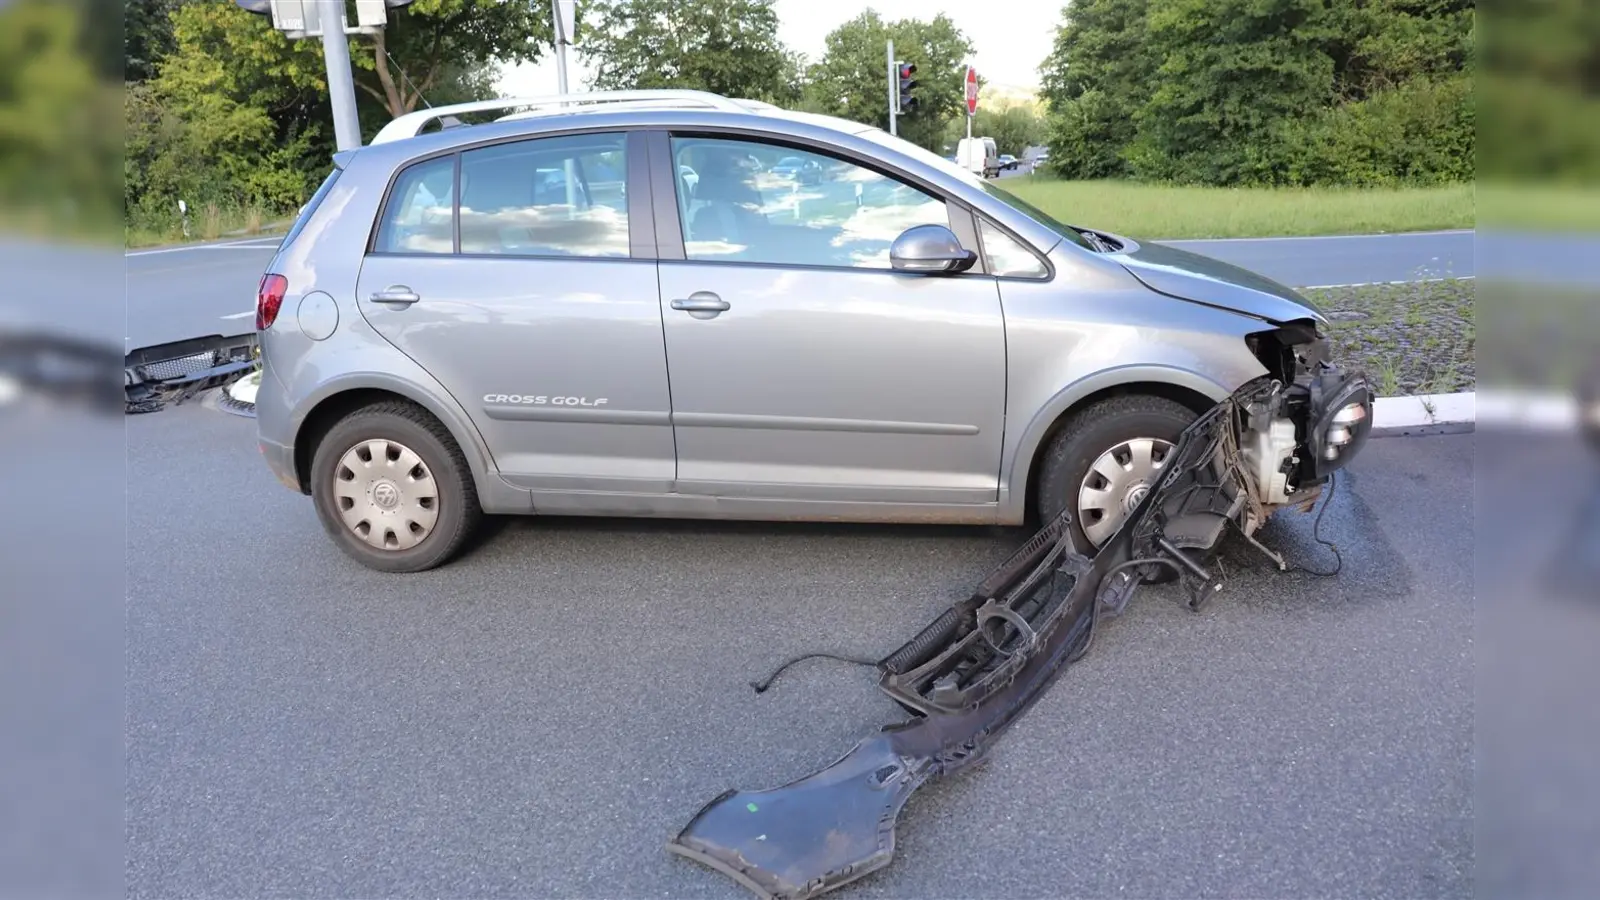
[280,166,343,247]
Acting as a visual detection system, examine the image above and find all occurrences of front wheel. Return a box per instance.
[309,401,483,573]
[1036,394,1199,557]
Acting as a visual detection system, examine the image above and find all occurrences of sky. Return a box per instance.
[497,0,1062,98]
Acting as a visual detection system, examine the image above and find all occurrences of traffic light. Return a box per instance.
[897,61,919,114]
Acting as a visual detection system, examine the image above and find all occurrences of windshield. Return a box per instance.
[854,128,1096,251]
[976,180,1097,251]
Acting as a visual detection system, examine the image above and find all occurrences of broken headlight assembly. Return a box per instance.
[1241,321,1374,509]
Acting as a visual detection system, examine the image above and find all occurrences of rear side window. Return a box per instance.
[281,166,342,248]
[458,132,630,258]
[373,155,457,254]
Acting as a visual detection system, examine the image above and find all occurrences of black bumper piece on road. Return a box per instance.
[666,377,1325,900]
[124,333,257,413]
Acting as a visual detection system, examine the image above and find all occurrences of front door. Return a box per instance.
[355,130,677,495]
[653,134,1007,505]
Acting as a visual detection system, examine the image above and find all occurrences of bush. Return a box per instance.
[1279,75,1473,187]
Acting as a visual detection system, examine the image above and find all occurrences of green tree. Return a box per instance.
[577,0,804,106]
[1126,0,1337,185]
[1037,0,1155,179]
[124,0,183,83]
[803,9,974,152]
[128,0,546,228]
[358,0,549,118]
[0,0,121,230]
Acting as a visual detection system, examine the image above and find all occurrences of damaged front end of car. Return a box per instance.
[1233,319,1375,541]
[666,371,1373,900]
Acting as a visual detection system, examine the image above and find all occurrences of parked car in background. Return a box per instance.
[999,154,1018,171]
[253,89,1373,572]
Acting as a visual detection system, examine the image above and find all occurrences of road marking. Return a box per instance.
[1301,275,1476,289]
[126,237,282,258]
[221,311,255,320]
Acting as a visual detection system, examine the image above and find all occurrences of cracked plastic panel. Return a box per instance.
[667,381,1260,900]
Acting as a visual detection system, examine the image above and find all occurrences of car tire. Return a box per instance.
[309,400,482,573]
[1035,393,1199,564]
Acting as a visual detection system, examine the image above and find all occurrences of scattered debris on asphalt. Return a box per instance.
[667,377,1355,899]
[124,333,257,414]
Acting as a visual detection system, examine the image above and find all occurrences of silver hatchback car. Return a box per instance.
[253,90,1374,573]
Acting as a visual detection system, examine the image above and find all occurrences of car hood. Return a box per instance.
[1101,236,1327,326]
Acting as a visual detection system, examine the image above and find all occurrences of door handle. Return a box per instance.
[671,292,730,319]
[371,286,420,306]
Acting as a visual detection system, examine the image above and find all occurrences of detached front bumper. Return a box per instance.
[667,376,1360,900]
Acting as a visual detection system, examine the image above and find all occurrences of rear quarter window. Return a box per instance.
[280,167,343,248]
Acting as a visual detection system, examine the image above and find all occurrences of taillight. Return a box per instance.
[256,274,288,331]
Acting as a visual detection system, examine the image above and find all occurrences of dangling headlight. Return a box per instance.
[1308,373,1374,477]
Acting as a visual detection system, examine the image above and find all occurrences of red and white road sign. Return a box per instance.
[964,65,979,117]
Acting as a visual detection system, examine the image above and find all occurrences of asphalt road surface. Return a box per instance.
[124,226,1475,353]
[125,396,1484,899]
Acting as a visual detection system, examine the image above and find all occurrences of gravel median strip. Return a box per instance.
[1305,278,1475,396]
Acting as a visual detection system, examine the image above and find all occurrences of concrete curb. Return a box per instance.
[1370,391,1476,436]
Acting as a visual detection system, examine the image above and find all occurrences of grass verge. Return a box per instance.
[998,177,1474,239]
[1305,278,1475,396]
[125,202,294,249]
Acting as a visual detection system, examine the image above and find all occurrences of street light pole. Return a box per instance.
[319,0,363,151]
[551,0,575,95]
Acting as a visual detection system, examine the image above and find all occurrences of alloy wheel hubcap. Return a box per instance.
[1076,437,1175,547]
[333,439,439,551]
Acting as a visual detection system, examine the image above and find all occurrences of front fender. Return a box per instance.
[998,364,1246,522]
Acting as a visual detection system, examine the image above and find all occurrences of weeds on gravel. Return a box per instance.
[1305,278,1476,395]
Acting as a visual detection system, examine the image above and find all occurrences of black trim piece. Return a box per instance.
[451,152,462,255]
[645,129,687,260]
[625,130,657,258]
[481,406,671,425]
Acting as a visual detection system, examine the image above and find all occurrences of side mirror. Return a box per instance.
[890,224,977,274]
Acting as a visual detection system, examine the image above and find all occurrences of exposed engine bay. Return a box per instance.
[666,372,1373,900]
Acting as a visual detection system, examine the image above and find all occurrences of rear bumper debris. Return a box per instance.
[125,333,258,413]
[667,375,1357,899]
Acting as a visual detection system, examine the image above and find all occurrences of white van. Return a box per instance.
[957,136,1000,178]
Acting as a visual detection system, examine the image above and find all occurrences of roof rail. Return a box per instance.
[369,90,751,145]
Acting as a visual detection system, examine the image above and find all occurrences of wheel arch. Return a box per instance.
[290,375,495,497]
[1007,367,1229,525]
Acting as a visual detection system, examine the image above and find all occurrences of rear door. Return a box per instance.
[649,131,1008,505]
[355,129,676,495]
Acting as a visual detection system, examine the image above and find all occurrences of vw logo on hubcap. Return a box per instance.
[372,480,401,511]
[1124,483,1149,512]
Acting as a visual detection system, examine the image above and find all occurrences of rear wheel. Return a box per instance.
[309,401,482,573]
[1036,394,1199,557]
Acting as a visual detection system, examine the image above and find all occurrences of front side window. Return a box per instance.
[458,132,630,258]
[669,136,950,269]
[979,219,1048,278]
[373,155,455,254]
